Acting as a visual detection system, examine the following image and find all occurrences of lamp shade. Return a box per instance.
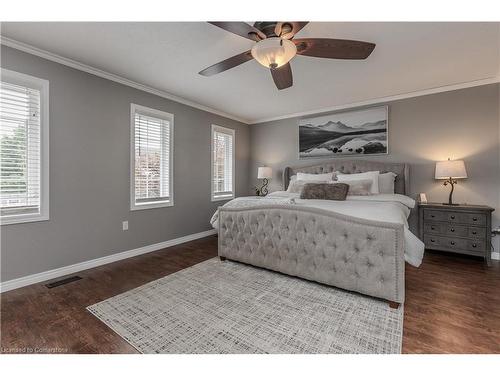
[251,37,297,69]
[257,167,273,179]
[435,159,467,180]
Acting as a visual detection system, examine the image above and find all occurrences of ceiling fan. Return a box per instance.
[199,22,376,90]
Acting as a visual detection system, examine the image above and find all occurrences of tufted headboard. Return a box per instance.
[283,160,410,195]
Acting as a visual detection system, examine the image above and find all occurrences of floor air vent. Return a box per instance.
[45,276,82,288]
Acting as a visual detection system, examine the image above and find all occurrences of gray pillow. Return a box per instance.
[300,183,350,200]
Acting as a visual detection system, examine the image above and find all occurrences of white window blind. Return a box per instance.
[211,125,234,201]
[0,79,45,222]
[131,104,173,210]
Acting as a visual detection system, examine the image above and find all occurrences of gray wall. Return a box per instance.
[2,45,499,283]
[249,84,500,252]
[0,46,250,282]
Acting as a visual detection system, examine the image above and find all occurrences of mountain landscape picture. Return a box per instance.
[299,106,388,158]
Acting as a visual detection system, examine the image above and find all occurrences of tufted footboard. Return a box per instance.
[218,205,405,304]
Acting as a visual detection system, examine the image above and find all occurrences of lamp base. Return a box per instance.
[255,178,269,196]
[443,177,458,206]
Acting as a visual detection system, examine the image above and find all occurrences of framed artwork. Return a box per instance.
[299,105,388,158]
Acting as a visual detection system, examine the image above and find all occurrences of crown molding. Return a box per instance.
[249,76,500,124]
[2,36,498,126]
[0,36,250,124]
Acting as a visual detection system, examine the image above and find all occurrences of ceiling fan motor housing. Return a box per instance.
[253,22,281,38]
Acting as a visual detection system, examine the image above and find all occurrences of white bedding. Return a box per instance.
[210,192,424,267]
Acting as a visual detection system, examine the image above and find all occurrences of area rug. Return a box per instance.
[87,258,403,353]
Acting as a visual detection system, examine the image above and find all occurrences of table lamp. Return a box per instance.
[435,159,467,205]
[256,167,272,196]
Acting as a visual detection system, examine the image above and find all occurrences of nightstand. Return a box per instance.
[418,203,495,265]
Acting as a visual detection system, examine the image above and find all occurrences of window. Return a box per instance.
[130,104,173,210]
[211,125,235,201]
[0,69,49,225]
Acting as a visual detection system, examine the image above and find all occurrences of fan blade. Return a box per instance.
[199,50,253,76]
[294,38,375,59]
[208,22,265,41]
[270,63,293,90]
[275,22,309,39]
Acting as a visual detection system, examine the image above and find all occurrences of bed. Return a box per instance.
[211,160,424,306]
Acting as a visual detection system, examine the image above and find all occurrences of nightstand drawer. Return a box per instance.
[424,210,446,222]
[424,222,442,234]
[424,234,485,254]
[468,227,486,239]
[424,223,469,237]
[445,212,486,226]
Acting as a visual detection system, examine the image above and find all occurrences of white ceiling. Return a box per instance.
[1,22,499,123]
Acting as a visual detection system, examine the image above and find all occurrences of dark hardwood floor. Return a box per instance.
[1,235,499,354]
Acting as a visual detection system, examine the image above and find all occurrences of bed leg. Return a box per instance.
[219,256,227,261]
[388,301,400,309]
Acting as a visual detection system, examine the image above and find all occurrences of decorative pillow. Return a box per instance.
[300,183,350,200]
[336,171,380,194]
[343,179,374,196]
[287,179,335,194]
[296,172,335,182]
[378,172,397,194]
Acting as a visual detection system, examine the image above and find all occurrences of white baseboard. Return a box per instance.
[0,229,216,293]
[491,252,500,261]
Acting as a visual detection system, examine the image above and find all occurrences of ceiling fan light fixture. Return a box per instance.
[203,22,376,90]
[251,37,297,69]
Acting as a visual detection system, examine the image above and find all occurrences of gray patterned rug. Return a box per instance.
[87,258,403,353]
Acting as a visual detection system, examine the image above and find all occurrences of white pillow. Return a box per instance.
[343,179,374,196]
[336,171,380,194]
[378,172,397,194]
[296,172,335,182]
[286,179,307,194]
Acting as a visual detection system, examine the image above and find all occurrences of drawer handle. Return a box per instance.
[472,244,477,248]
[431,215,435,218]
[431,226,436,230]
[472,217,478,222]
[450,228,455,232]
[450,241,456,245]
[430,239,435,243]
[450,215,455,220]
[472,231,477,235]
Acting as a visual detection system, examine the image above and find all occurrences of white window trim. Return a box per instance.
[130,103,174,211]
[0,69,50,225]
[211,124,235,202]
